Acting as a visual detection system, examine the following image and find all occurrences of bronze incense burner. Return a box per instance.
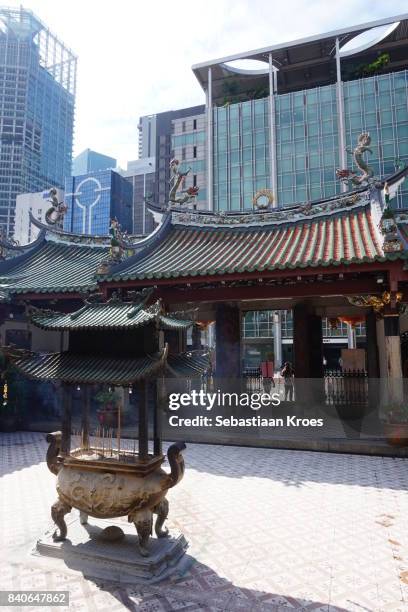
[46,431,185,556]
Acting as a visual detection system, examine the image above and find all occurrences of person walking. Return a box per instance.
[280,361,294,401]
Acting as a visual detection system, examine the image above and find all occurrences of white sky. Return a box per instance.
[5,0,408,167]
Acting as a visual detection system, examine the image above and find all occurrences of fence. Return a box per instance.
[242,367,369,407]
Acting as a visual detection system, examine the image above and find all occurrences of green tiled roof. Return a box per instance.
[0,239,108,297]
[107,202,400,282]
[30,300,194,331]
[15,351,165,384]
[167,352,210,377]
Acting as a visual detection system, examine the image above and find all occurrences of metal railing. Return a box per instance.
[242,367,369,406]
[324,369,368,407]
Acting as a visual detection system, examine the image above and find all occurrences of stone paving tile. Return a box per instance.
[1,432,408,611]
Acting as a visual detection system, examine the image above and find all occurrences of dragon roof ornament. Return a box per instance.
[44,188,68,226]
[168,159,199,208]
[336,132,376,187]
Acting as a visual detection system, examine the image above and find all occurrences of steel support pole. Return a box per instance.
[206,67,213,211]
[138,380,149,460]
[268,54,278,207]
[335,38,348,193]
[273,311,282,369]
[347,324,356,349]
[143,173,146,234]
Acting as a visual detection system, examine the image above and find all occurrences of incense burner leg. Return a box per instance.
[51,498,72,542]
[153,497,169,538]
[79,511,88,525]
[130,509,153,557]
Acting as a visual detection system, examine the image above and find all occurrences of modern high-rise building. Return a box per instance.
[120,158,156,235]
[64,170,132,236]
[171,111,207,209]
[191,13,408,211]
[72,149,116,176]
[0,7,76,235]
[137,105,205,207]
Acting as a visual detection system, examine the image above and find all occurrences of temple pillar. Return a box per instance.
[377,314,403,379]
[81,385,91,450]
[293,305,323,378]
[153,380,163,456]
[377,312,403,406]
[365,311,379,378]
[138,380,149,460]
[215,304,241,378]
[61,383,72,456]
[191,324,202,350]
[309,314,324,378]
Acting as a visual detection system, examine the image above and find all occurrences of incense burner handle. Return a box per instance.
[46,431,64,475]
[167,441,186,487]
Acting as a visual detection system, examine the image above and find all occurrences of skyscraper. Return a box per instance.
[120,158,156,235]
[72,149,116,176]
[0,7,76,235]
[64,170,133,236]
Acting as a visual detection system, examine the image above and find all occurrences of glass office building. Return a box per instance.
[120,158,156,235]
[212,69,408,211]
[64,170,133,236]
[72,149,116,176]
[0,7,76,235]
[193,14,408,211]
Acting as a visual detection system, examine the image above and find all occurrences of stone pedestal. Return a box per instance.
[34,514,189,584]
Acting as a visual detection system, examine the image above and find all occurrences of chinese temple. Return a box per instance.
[1,144,408,392]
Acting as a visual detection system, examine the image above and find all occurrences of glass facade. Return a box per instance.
[212,69,408,211]
[0,8,76,235]
[276,84,339,205]
[64,170,133,236]
[125,171,156,235]
[72,149,116,176]
[344,71,408,209]
[213,99,269,211]
[243,310,366,340]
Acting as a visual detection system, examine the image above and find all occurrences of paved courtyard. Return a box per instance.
[1,432,408,611]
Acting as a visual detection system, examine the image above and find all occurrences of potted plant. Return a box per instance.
[95,388,120,428]
[383,404,408,447]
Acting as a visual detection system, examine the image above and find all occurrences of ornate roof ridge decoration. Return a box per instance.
[347,291,405,315]
[29,296,194,331]
[0,226,46,261]
[168,158,199,207]
[44,187,68,226]
[336,132,375,187]
[29,213,141,250]
[14,348,168,385]
[171,191,369,228]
